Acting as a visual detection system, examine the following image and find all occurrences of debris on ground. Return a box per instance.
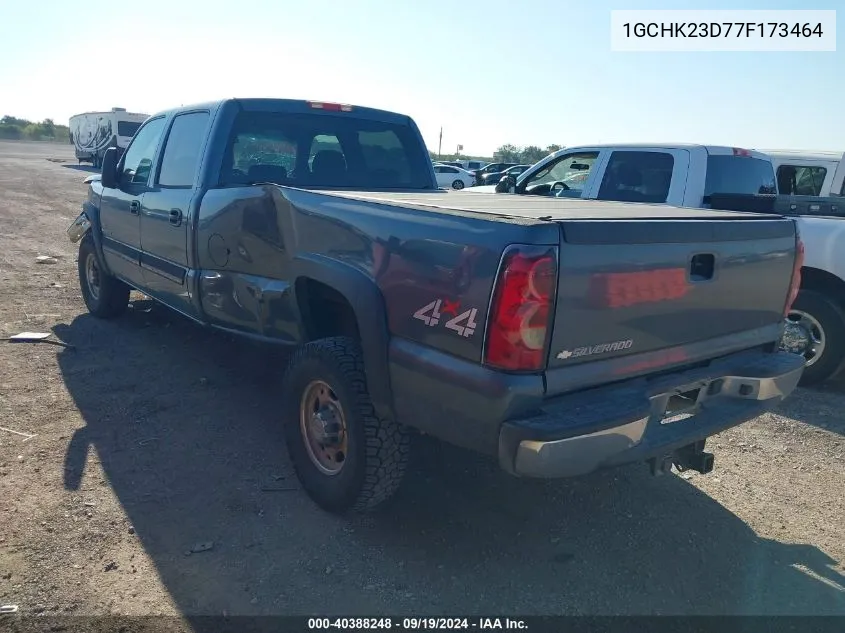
[5,331,74,349]
[188,542,214,554]
[0,605,19,614]
[0,426,37,442]
[35,255,57,264]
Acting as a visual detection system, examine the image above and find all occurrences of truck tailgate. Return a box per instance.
[548,218,797,369]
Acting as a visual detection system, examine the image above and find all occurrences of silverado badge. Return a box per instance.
[557,338,634,360]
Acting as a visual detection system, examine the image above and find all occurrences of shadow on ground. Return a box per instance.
[60,163,99,174]
[52,302,845,622]
[774,372,845,437]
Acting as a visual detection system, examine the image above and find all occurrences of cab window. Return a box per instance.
[597,151,675,204]
[520,152,599,196]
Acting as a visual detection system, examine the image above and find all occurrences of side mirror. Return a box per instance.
[100,148,119,189]
[495,175,516,193]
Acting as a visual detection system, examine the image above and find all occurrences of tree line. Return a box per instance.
[429,144,563,165]
[0,116,70,142]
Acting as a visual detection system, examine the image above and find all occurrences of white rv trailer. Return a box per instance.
[68,107,149,168]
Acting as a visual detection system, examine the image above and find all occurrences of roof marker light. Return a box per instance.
[308,101,353,112]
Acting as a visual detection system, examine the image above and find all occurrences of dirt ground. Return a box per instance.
[0,140,843,621]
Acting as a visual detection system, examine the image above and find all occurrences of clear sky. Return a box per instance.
[0,0,840,157]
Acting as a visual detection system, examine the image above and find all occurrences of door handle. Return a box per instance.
[169,209,183,226]
[129,200,141,215]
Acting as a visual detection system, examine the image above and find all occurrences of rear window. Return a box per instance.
[117,121,142,137]
[704,155,777,199]
[776,164,827,196]
[221,111,432,189]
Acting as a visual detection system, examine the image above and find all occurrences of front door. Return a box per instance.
[139,110,210,318]
[99,116,167,286]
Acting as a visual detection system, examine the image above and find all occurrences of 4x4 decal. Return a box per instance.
[413,299,479,338]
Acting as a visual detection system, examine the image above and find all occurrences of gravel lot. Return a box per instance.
[0,140,843,619]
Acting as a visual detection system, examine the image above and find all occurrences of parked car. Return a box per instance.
[433,163,475,189]
[459,159,489,172]
[481,164,531,185]
[67,101,804,514]
[742,150,845,385]
[474,162,519,185]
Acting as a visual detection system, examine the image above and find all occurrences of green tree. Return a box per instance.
[520,145,546,164]
[0,124,22,139]
[1,115,28,126]
[494,144,521,162]
[546,144,562,154]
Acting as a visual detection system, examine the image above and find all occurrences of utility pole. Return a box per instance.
[438,127,442,159]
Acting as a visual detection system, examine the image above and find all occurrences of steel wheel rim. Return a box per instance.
[453,180,464,189]
[782,309,826,366]
[299,380,348,476]
[85,253,101,300]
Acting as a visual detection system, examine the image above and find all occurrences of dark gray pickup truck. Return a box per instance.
[67,98,806,514]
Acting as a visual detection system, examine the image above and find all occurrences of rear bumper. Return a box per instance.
[499,351,804,478]
[388,338,804,478]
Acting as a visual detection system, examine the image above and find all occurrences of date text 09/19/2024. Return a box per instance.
[307,617,528,630]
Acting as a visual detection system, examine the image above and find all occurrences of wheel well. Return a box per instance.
[296,278,360,342]
[800,266,845,309]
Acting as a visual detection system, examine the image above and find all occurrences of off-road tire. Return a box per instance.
[281,336,409,514]
[786,289,845,387]
[78,235,130,319]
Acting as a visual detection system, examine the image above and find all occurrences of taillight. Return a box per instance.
[308,101,353,112]
[784,233,804,316]
[484,245,558,371]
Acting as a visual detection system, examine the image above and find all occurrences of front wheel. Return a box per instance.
[281,337,409,514]
[452,179,465,190]
[781,289,845,386]
[78,236,130,319]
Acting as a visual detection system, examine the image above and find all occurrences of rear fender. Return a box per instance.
[293,254,395,421]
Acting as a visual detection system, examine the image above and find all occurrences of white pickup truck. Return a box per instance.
[473,143,845,385]
[759,150,845,386]
[474,143,778,204]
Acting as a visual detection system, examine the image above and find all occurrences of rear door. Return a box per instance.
[99,116,167,286]
[593,148,691,205]
[140,110,211,317]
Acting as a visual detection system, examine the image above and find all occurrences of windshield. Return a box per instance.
[704,155,777,198]
[221,111,433,189]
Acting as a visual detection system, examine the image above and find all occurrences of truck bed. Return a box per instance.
[317,189,782,222]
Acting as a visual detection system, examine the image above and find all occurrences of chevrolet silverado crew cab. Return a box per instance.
[67,99,805,514]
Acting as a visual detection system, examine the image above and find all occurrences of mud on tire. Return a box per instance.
[281,336,409,514]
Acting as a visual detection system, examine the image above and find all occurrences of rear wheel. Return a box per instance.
[78,236,130,319]
[452,179,465,190]
[781,289,845,386]
[281,337,409,514]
